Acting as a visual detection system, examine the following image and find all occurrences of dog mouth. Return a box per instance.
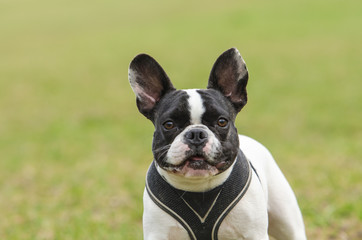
[186,155,227,169]
[166,154,227,177]
[186,155,209,168]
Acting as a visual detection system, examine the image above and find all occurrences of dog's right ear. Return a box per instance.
[129,54,175,120]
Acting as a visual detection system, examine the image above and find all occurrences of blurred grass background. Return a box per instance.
[0,0,361,239]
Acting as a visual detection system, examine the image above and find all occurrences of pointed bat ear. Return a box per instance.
[128,54,175,120]
[207,48,249,113]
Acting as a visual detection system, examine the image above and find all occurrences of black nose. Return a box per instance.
[185,129,208,146]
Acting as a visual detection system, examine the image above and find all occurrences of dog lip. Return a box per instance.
[183,154,220,171]
[168,155,212,171]
[166,156,225,177]
[163,152,227,173]
[188,155,206,161]
[215,161,227,169]
[167,158,227,174]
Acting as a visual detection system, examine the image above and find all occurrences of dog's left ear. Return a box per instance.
[207,48,248,112]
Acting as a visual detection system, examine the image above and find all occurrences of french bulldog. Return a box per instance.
[128,48,307,240]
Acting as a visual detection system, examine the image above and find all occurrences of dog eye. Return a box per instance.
[163,121,175,130]
[217,118,228,127]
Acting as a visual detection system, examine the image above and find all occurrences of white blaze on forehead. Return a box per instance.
[184,89,205,124]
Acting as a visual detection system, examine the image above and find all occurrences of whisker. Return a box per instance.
[153,144,171,160]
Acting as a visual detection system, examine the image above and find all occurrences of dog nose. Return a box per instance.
[185,129,208,146]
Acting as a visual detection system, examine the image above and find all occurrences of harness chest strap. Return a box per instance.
[146,150,253,240]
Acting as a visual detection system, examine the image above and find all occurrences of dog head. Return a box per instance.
[129,48,248,179]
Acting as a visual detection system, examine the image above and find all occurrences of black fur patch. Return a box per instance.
[152,90,190,168]
[198,89,240,170]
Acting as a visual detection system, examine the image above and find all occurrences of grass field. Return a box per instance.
[1,0,361,239]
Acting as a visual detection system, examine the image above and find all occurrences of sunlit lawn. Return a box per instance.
[0,0,361,239]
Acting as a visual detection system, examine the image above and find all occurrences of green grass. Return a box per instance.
[0,0,361,239]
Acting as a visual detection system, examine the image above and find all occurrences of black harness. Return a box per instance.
[146,150,253,240]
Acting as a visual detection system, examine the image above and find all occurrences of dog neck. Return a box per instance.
[156,159,236,192]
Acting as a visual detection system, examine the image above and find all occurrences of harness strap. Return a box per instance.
[146,150,252,240]
[249,161,261,183]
